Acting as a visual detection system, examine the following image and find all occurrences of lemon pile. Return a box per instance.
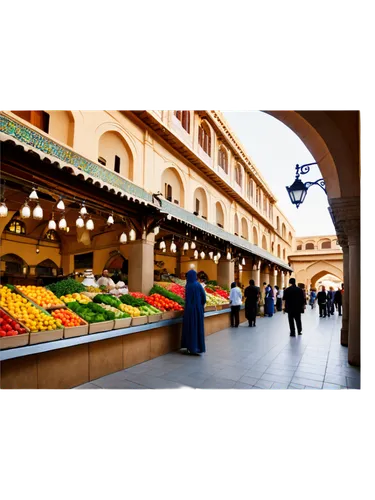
[0,286,60,332]
[60,293,91,304]
[118,303,141,317]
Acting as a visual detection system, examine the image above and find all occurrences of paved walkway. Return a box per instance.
[75,307,360,389]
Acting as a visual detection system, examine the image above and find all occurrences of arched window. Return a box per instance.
[98,131,133,180]
[276,216,280,232]
[174,111,190,133]
[282,223,286,240]
[218,146,228,173]
[44,230,60,242]
[216,202,225,228]
[262,235,268,251]
[235,164,243,187]
[193,187,208,219]
[5,220,26,235]
[198,122,211,156]
[234,214,239,235]
[165,183,173,201]
[253,227,258,245]
[297,244,302,250]
[321,240,332,249]
[283,248,286,260]
[256,187,260,207]
[277,244,281,257]
[306,242,314,250]
[241,218,249,239]
[250,179,254,199]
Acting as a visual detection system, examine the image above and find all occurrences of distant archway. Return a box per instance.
[241,217,249,239]
[1,253,28,275]
[262,235,268,251]
[98,130,134,180]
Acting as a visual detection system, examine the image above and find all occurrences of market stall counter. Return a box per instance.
[0,306,245,389]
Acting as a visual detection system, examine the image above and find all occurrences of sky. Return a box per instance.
[223,111,335,237]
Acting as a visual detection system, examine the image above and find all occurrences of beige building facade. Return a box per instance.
[289,235,343,290]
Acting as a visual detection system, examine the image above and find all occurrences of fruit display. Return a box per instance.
[60,293,92,304]
[98,304,131,319]
[157,282,185,299]
[46,278,86,298]
[85,285,102,293]
[206,286,230,300]
[138,305,162,316]
[0,309,28,337]
[169,276,186,286]
[0,286,60,332]
[118,303,142,317]
[51,309,86,327]
[17,285,64,309]
[145,293,184,312]
[205,293,228,306]
[149,284,185,306]
[67,301,115,323]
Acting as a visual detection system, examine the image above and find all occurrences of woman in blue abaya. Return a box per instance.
[181,269,206,355]
[264,283,274,317]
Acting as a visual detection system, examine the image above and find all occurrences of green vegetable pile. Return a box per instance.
[46,279,86,298]
[149,284,185,306]
[139,305,162,316]
[120,295,147,307]
[99,304,131,319]
[67,301,115,323]
[93,294,121,308]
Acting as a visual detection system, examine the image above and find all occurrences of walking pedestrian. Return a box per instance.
[264,284,274,317]
[244,279,260,327]
[334,286,343,316]
[282,277,305,336]
[317,286,328,317]
[309,289,317,309]
[229,281,243,328]
[275,285,282,311]
[327,287,335,316]
[181,269,206,355]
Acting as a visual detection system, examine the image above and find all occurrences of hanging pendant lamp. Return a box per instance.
[57,198,65,210]
[120,232,127,244]
[21,201,31,219]
[0,202,8,218]
[58,215,67,229]
[86,218,94,231]
[76,215,85,228]
[32,203,43,220]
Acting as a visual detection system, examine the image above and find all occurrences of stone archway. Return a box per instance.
[263,111,360,366]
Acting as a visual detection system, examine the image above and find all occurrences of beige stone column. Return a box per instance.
[339,239,349,346]
[271,267,278,287]
[217,260,234,289]
[250,261,261,287]
[127,239,155,295]
[261,264,270,286]
[346,221,360,365]
[330,197,360,366]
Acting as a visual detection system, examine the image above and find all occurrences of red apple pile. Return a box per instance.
[0,309,28,337]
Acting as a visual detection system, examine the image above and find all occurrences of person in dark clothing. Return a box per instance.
[244,279,260,327]
[327,287,335,316]
[264,284,274,317]
[181,269,206,355]
[282,277,305,336]
[334,287,343,316]
[317,286,328,317]
[229,282,242,328]
[275,285,282,312]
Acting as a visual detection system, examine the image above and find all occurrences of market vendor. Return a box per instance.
[96,269,115,290]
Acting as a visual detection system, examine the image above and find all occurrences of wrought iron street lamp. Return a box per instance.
[286,162,326,208]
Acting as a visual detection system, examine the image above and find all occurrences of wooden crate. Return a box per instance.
[147,313,163,324]
[131,316,147,326]
[88,320,114,334]
[204,305,216,312]
[29,328,64,345]
[113,317,132,330]
[0,307,30,350]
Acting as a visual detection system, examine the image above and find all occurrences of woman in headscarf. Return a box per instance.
[264,283,274,317]
[181,269,207,355]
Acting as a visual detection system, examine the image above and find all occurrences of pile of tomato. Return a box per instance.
[0,309,28,337]
[145,294,183,312]
[130,292,148,300]
[168,284,185,299]
[51,308,83,327]
[206,287,229,299]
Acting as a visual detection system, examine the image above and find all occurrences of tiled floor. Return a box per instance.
[75,307,360,390]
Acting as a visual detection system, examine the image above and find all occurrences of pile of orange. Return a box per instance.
[52,309,83,327]
[17,285,63,309]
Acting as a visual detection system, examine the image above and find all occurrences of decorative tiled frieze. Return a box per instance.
[0,113,153,203]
